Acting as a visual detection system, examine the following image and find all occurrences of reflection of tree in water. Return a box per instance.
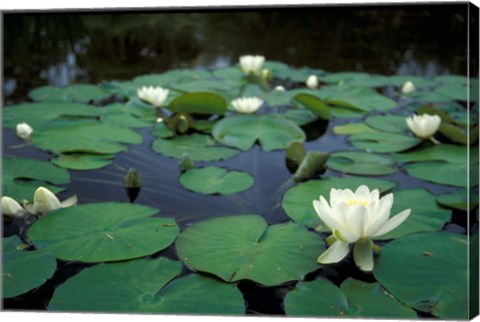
[3,5,472,102]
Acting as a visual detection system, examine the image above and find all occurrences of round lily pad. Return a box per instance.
[349,132,421,153]
[333,123,378,135]
[49,257,245,315]
[327,151,398,175]
[3,235,57,298]
[374,232,468,319]
[152,133,240,161]
[175,215,324,286]
[282,109,318,126]
[3,157,70,201]
[180,167,254,195]
[284,277,416,318]
[212,114,305,151]
[364,115,409,134]
[28,203,179,262]
[52,154,114,170]
[437,188,479,211]
[28,84,111,103]
[282,176,396,229]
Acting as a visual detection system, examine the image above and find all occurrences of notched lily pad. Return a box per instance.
[327,151,398,175]
[180,167,254,195]
[349,132,421,153]
[52,154,114,170]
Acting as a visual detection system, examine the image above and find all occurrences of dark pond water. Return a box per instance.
[2,3,478,317]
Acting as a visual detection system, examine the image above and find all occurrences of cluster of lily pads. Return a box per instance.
[2,54,478,319]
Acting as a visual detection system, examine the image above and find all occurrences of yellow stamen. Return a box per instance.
[347,199,368,207]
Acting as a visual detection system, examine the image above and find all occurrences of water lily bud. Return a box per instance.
[179,153,194,172]
[306,75,319,89]
[231,97,264,114]
[124,168,142,188]
[33,187,62,215]
[176,115,189,134]
[401,81,416,95]
[275,85,286,91]
[261,69,272,81]
[137,86,169,107]
[239,55,265,75]
[16,122,33,141]
[314,185,411,271]
[1,196,23,217]
[406,114,441,139]
[156,117,164,123]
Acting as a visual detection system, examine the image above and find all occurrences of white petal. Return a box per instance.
[317,241,350,264]
[353,239,374,271]
[60,195,78,208]
[345,205,367,240]
[355,185,370,199]
[371,209,411,237]
[313,199,341,232]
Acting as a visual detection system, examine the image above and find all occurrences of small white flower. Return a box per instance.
[137,86,169,107]
[239,55,265,75]
[406,114,441,139]
[1,196,24,218]
[16,122,33,141]
[274,85,286,91]
[231,97,264,114]
[33,187,77,215]
[401,81,416,95]
[314,185,410,271]
[306,75,319,89]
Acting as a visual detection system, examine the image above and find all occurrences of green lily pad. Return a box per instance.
[321,72,391,88]
[2,102,103,130]
[284,277,416,318]
[435,84,468,101]
[31,120,142,154]
[28,84,111,103]
[395,144,477,187]
[294,93,330,120]
[100,103,156,128]
[168,92,227,115]
[330,106,367,118]
[364,115,409,134]
[175,215,324,286]
[376,189,451,240]
[3,235,57,298]
[434,75,468,86]
[28,203,179,262]
[282,109,318,126]
[349,132,421,153]
[212,114,305,151]
[49,257,245,314]
[333,123,378,135]
[3,157,69,201]
[180,167,254,195]
[261,90,291,106]
[133,69,212,87]
[437,188,479,211]
[151,122,175,138]
[51,154,114,170]
[282,176,396,229]
[389,75,435,88]
[152,133,240,161]
[374,232,468,319]
[327,151,398,175]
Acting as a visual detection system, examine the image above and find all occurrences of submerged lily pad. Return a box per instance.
[49,257,245,314]
[52,154,114,170]
[327,151,398,175]
[28,203,179,262]
[212,114,305,151]
[3,157,69,201]
[175,215,324,286]
[374,232,468,319]
[394,144,477,187]
[180,167,254,195]
[31,120,142,154]
[3,236,57,298]
[349,132,421,153]
[282,176,396,229]
[152,133,240,161]
[284,277,416,318]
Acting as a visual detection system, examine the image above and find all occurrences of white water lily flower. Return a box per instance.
[314,185,411,271]
[137,86,169,107]
[1,196,24,218]
[406,114,441,139]
[16,122,33,140]
[306,75,318,89]
[401,81,416,95]
[274,85,286,91]
[33,187,78,215]
[239,55,265,75]
[231,97,264,114]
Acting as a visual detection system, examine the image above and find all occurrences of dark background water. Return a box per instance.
[2,3,475,105]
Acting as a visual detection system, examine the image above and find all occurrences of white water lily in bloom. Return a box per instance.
[274,85,286,91]
[137,86,169,107]
[231,97,264,114]
[406,114,441,139]
[306,75,319,89]
[401,81,416,95]
[33,186,78,215]
[239,55,265,75]
[314,185,411,271]
[16,122,33,140]
[1,196,24,218]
